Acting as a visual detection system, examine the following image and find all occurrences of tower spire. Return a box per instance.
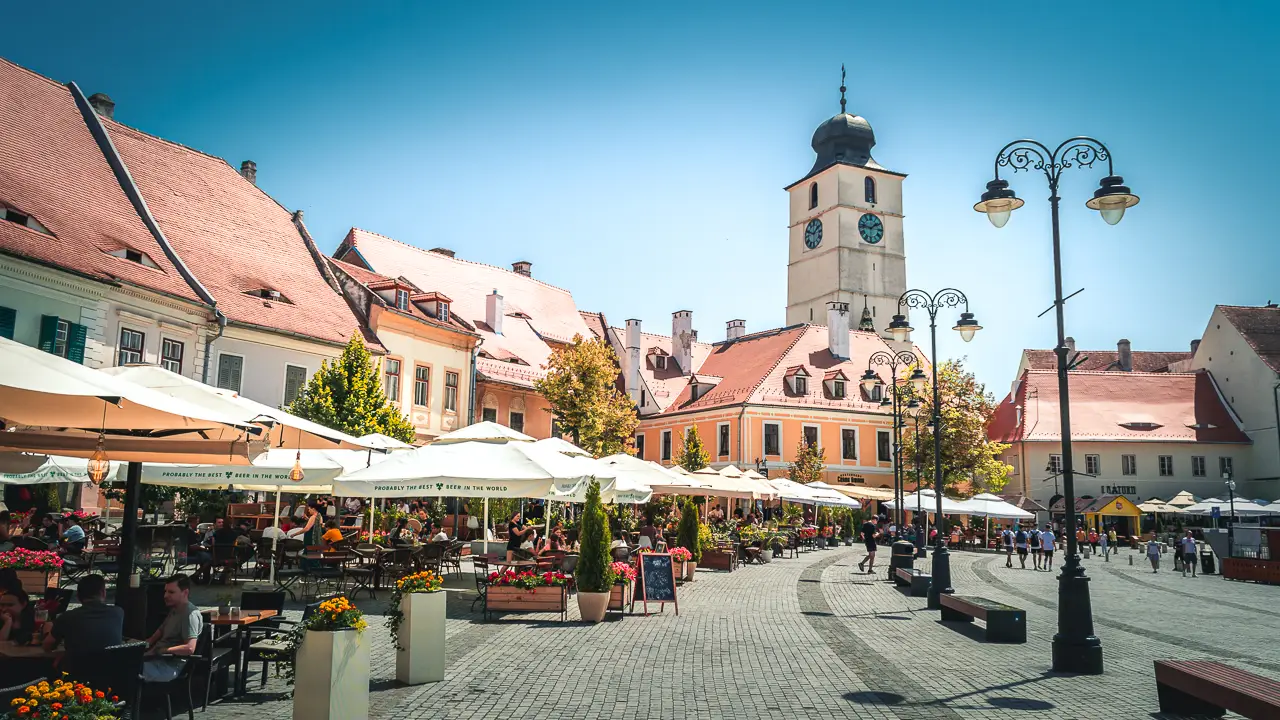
[858,294,876,332]
[839,64,847,114]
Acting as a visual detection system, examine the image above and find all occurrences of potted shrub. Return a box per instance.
[4,677,122,719]
[669,546,694,581]
[388,570,445,684]
[288,596,370,720]
[0,548,64,594]
[608,561,635,611]
[675,499,701,580]
[575,479,614,622]
[485,569,570,620]
[216,593,233,617]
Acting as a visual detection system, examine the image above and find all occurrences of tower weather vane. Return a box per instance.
[839,64,847,113]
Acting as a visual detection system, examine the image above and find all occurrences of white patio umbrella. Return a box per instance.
[0,454,124,484]
[358,433,414,450]
[769,478,860,508]
[955,493,1035,520]
[1167,490,1198,508]
[885,489,970,515]
[599,454,707,497]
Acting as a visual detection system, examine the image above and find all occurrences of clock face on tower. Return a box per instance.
[804,219,823,249]
[858,213,884,244]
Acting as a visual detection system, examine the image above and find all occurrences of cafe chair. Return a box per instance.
[559,554,579,595]
[191,623,237,712]
[471,556,491,611]
[210,543,242,584]
[610,546,631,564]
[344,550,378,600]
[245,595,341,687]
[419,543,445,574]
[441,540,465,577]
[309,549,349,596]
[272,539,308,600]
[61,641,146,718]
[0,677,45,709]
[139,655,196,720]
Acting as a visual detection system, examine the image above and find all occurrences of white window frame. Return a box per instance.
[1085,454,1100,476]
[413,365,431,408]
[876,429,892,463]
[1158,455,1174,477]
[802,424,820,449]
[717,422,730,458]
[1219,456,1234,477]
[437,302,450,323]
[762,422,782,457]
[832,379,846,399]
[1048,454,1063,474]
[52,319,70,358]
[1191,455,1206,477]
[282,363,308,406]
[215,351,245,393]
[117,326,145,366]
[444,371,459,412]
[160,336,185,374]
[1121,454,1137,476]
[661,430,672,461]
[383,357,403,405]
[840,426,857,461]
[395,289,409,311]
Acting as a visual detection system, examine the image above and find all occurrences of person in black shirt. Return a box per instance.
[506,512,535,561]
[0,586,36,645]
[44,574,123,654]
[857,519,880,574]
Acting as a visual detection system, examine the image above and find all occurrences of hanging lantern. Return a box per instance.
[288,450,305,483]
[87,433,111,485]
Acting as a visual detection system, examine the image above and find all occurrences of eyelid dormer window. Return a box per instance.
[2,206,53,236]
[437,301,450,323]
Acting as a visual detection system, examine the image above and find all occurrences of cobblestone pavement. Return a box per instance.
[185,545,1278,720]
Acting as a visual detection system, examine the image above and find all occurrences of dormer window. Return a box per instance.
[106,247,160,269]
[688,374,722,404]
[1,205,52,236]
[691,384,703,402]
[656,355,667,370]
[245,288,291,304]
[437,301,450,323]
[826,369,850,399]
[834,380,846,398]
[395,289,409,311]
[785,365,810,395]
[795,376,808,394]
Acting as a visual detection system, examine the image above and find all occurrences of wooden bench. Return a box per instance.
[939,594,1025,643]
[1154,659,1280,718]
[894,567,930,597]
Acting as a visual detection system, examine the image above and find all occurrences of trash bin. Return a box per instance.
[889,540,915,580]
[1201,549,1216,575]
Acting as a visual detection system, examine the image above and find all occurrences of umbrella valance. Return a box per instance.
[954,493,1035,520]
[885,489,970,514]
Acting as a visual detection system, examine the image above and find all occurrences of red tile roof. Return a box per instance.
[0,58,204,305]
[1024,348,1189,373]
[1219,305,1280,374]
[578,311,609,343]
[626,328,714,411]
[327,257,474,337]
[989,369,1249,444]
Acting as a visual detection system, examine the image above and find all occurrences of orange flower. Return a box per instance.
[16,707,29,715]
[49,703,61,710]
[94,691,104,699]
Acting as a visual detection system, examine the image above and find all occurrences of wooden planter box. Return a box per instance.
[12,569,60,594]
[608,581,632,612]
[700,551,734,572]
[485,584,567,621]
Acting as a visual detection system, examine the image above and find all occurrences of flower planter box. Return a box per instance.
[293,628,369,720]
[700,551,734,572]
[396,591,446,685]
[815,537,827,549]
[13,569,60,594]
[484,585,567,621]
[608,581,632,612]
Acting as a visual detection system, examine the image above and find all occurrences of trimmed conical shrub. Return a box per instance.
[575,479,613,593]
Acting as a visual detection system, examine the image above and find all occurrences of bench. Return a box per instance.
[939,594,1025,643]
[1154,659,1280,719]
[894,567,931,597]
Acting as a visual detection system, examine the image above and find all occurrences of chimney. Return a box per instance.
[726,319,746,341]
[87,93,115,119]
[429,247,455,258]
[512,260,532,277]
[485,289,504,335]
[625,319,642,406]
[1190,338,1201,355]
[672,310,694,376]
[239,160,257,185]
[1064,336,1076,353]
[1117,339,1132,371]
[826,301,851,359]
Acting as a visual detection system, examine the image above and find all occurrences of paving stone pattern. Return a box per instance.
[192,546,1277,720]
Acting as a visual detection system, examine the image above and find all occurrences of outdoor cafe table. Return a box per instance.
[203,608,279,696]
[0,641,61,685]
[477,554,537,570]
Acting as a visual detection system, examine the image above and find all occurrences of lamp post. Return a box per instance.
[907,398,926,558]
[864,350,923,530]
[974,137,1138,675]
[886,288,981,610]
[1224,471,1236,558]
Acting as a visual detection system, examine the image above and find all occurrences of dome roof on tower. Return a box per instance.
[808,111,877,174]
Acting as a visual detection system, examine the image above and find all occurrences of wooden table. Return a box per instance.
[0,641,61,660]
[477,554,537,569]
[202,609,280,695]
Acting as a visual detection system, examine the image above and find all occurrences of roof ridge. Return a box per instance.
[100,116,230,165]
[1026,368,1200,377]
[0,56,73,94]
[348,227,578,297]
[742,326,808,402]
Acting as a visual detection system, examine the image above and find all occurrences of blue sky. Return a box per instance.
[7,2,1277,395]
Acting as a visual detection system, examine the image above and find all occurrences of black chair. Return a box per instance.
[210,543,241,584]
[14,535,52,551]
[471,557,491,611]
[43,587,74,617]
[61,641,146,719]
[273,539,307,600]
[344,548,378,600]
[140,654,196,720]
[559,554,579,595]
[190,623,236,712]
[0,677,44,708]
[419,543,445,574]
[244,595,343,687]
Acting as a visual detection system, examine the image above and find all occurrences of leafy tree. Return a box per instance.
[900,358,1011,495]
[286,335,415,443]
[575,479,614,592]
[535,335,639,456]
[675,425,711,472]
[676,498,702,562]
[788,438,826,485]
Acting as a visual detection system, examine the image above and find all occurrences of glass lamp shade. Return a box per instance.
[908,367,928,393]
[87,435,111,485]
[886,315,913,343]
[879,393,892,407]
[953,312,982,343]
[860,369,880,393]
[288,451,305,483]
[974,179,1024,228]
[1085,175,1139,225]
[905,398,921,416]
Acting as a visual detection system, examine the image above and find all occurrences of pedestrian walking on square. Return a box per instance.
[1146,536,1162,572]
[1040,526,1056,571]
[1001,526,1014,567]
[1099,525,1109,558]
[857,518,879,574]
[1014,526,1029,568]
[1180,531,1198,577]
[1088,528,1099,553]
[1028,523,1042,570]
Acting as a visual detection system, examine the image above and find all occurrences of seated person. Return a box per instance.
[142,575,201,682]
[210,518,240,547]
[59,517,86,553]
[44,574,123,654]
[321,520,344,549]
[430,524,449,543]
[609,531,627,551]
[39,514,60,543]
[0,516,12,553]
[388,518,413,546]
[0,587,36,645]
[181,525,213,584]
[261,524,286,540]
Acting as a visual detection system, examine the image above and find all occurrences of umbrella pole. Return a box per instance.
[115,461,143,637]
[484,497,490,546]
[269,489,281,585]
[368,498,375,536]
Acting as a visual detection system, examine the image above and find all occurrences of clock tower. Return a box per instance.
[784,71,908,338]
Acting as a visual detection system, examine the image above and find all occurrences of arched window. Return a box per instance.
[809,182,818,209]
[864,176,876,204]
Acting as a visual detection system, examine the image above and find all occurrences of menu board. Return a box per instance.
[634,552,678,616]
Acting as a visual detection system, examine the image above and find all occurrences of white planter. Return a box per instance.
[293,628,369,720]
[396,591,446,684]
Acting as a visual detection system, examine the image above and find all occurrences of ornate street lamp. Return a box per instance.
[867,349,921,531]
[889,288,980,610]
[974,137,1137,675]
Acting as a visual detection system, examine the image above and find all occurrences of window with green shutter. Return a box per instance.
[216,354,244,393]
[283,364,307,405]
[0,306,15,339]
[38,315,59,354]
[66,323,87,364]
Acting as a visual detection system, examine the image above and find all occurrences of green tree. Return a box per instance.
[675,425,711,472]
[676,498,702,562]
[900,358,1012,495]
[575,479,614,592]
[788,438,826,485]
[535,334,638,456]
[286,335,415,442]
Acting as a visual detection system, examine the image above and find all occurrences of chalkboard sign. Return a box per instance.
[634,552,678,616]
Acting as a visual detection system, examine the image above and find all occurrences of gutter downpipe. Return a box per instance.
[1273,380,1280,480]
[202,312,228,384]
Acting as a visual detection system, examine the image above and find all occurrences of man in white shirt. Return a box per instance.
[1040,527,1056,571]
[1179,530,1198,577]
[1146,537,1162,572]
[1001,527,1014,568]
